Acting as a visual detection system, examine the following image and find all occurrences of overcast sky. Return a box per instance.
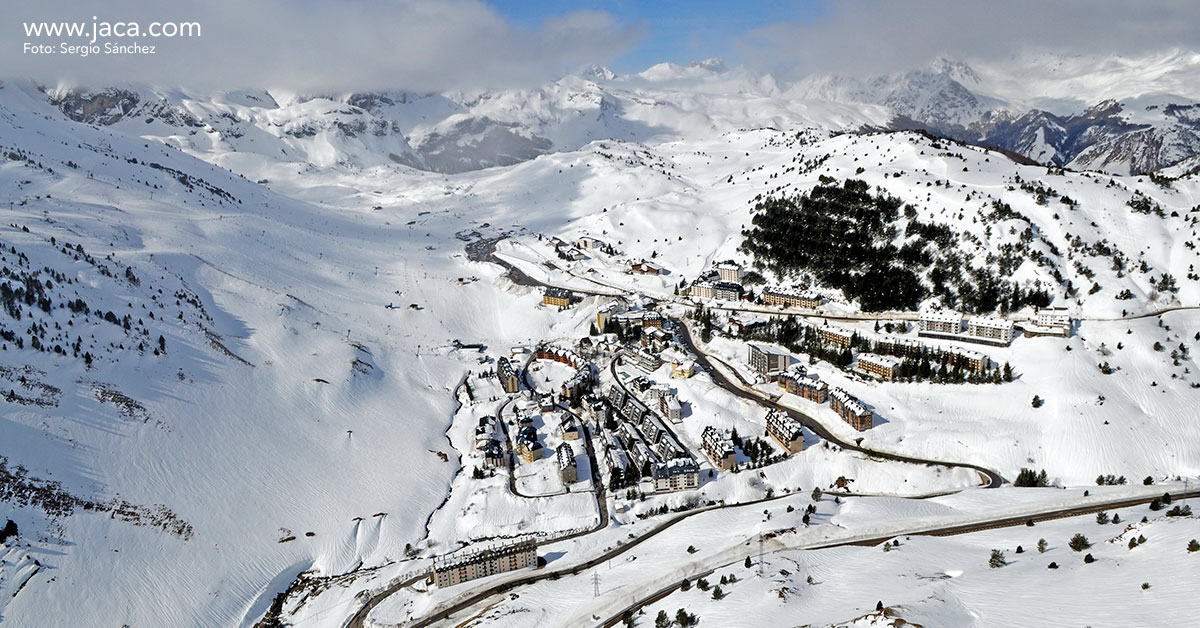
[4,0,1200,91]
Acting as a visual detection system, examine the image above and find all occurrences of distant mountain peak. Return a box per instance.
[690,58,727,73]
[925,57,981,84]
[584,65,618,81]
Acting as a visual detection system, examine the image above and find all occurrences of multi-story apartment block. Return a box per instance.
[967,316,1014,346]
[701,425,737,470]
[557,443,577,483]
[821,326,854,348]
[765,409,805,454]
[496,356,520,394]
[748,343,790,373]
[762,289,822,309]
[830,388,872,432]
[651,458,700,492]
[431,538,538,588]
[918,309,963,335]
[777,370,829,403]
[857,353,900,380]
[715,260,744,283]
[543,287,573,307]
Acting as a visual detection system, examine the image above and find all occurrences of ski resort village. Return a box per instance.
[3,23,1200,628]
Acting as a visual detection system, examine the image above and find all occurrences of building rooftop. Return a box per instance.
[858,353,900,368]
[920,309,964,324]
[968,316,1014,330]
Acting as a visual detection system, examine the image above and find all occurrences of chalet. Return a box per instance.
[628,439,658,477]
[474,416,498,449]
[727,317,765,336]
[543,287,573,308]
[561,368,592,406]
[516,436,543,462]
[830,388,872,432]
[762,288,822,309]
[431,538,537,588]
[748,343,790,373]
[577,236,606,250]
[857,353,900,380]
[966,316,1014,346]
[671,360,695,379]
[918,309,963,336]
[701,426,737,470]
[496,357,520,394]
[559,411,581,440]
[557,443,577,483]
[715,260,744,283]
[777,370,828,403]
[641,326,670,352]
[820,326,854,348]
[483,441,505,468]
[765,410,805,454]
[631,260,664,275]
[651,458,700,492]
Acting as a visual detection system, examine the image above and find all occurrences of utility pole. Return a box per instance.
[758,535,764,577]
[593,572,601,598]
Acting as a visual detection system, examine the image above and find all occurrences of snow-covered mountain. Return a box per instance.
[793,51,1200,175]
[26,50,1200,177]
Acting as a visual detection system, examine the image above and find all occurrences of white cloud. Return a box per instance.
[738,0,1200,79]
[3,0,644,91]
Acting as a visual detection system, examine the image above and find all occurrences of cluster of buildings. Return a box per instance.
[514,411,543,462]
[772,366,872,432]
[596,384,699,492]
[474,415,506,469]
[598,305,665,332]
[431,538,538,588]
[686,260,746,301]
[533,345,594,405]
[917,310,1015,347]
[871,336,989,375]
[807,322,991,377]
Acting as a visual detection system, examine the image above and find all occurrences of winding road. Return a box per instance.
[322,238,1184,628]
[671,317,1003,488]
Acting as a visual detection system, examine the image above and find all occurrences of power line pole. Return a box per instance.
[758,535,764,577]
[593,572,601,598]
